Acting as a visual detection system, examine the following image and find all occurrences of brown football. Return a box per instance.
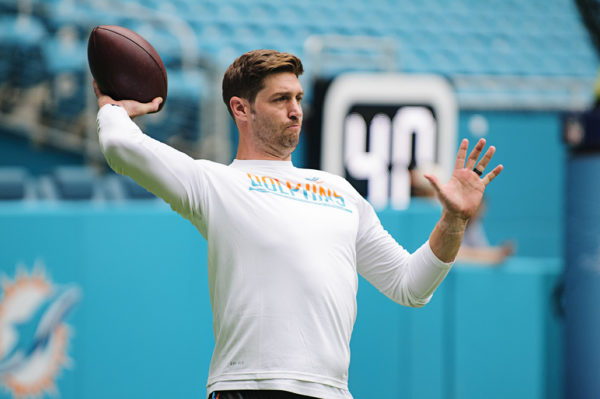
[88,25,167,112]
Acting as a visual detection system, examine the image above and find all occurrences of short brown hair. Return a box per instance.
[222,49,304,118]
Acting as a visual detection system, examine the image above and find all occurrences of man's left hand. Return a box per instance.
[424,138,503,222]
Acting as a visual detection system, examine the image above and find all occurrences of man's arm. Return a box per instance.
[94,82,204,218]
[356,139,502,307]
[425,138,503,262]
[356,196,454,308]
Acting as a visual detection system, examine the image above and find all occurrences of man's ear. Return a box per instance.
[230,96,250,122]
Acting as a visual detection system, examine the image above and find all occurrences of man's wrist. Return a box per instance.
[439,211,468,234]
[429,212,468,263]
[98,98,119,109]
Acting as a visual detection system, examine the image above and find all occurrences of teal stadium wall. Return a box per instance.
[456,110,567,259]
[0,200,562,399]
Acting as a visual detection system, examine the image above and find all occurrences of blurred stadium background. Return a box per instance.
[0,0,599,398]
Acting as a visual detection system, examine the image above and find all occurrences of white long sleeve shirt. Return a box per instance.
[97,104,453,398]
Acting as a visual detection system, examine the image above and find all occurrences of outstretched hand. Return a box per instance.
[424,138,503,221]
[93,81,162,119]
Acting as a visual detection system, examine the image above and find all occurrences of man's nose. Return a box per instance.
[289,100,302,119]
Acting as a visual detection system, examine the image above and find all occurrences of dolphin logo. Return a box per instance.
[0,265,81,397]
[0,286,81,375]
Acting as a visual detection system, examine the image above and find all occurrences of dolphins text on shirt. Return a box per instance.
[247,173,352,213]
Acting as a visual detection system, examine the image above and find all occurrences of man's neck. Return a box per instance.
[235,145,292,161]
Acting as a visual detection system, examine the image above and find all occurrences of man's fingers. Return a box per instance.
[482,164,503,186]
[93,84,163,117]
[424,173,442,194]
[474,145,496,172]
[454,139,469,170]
[465,138,486,170]
[130,97,163,119]
[143,97,163,113]
[152,97,163,108]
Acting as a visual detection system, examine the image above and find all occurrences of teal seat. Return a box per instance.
[0,167,29,200]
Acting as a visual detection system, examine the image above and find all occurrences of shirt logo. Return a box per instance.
[304,176,323,183]
[247,173,351,213]
[0,262,81,398]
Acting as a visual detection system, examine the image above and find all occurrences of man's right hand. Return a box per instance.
[93,81,162,119]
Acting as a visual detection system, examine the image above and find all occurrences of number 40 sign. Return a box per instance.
[320,74,458,210]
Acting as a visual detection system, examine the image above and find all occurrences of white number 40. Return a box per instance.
[344,106,437,209]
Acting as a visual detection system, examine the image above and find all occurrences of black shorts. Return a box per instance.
[208,390,320,399]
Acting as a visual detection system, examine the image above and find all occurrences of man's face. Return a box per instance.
[248,72,304,157]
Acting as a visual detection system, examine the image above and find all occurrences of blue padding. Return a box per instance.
[450,259,563,399]
[0,202,563,399]
[565,154,600,398]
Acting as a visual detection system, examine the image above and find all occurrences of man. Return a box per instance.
[94,49,502,399]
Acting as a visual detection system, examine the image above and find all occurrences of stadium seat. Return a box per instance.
[42,25,87,122]
[0,15,47,87]
[0,0,598,200]
[138,68,206,143]
[52,165,97,200]
[0,167,29,200]
[125,21,184,69]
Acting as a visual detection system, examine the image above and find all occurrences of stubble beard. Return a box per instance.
[251,111,300,156]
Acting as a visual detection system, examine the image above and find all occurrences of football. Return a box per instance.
[87,25,168,112]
